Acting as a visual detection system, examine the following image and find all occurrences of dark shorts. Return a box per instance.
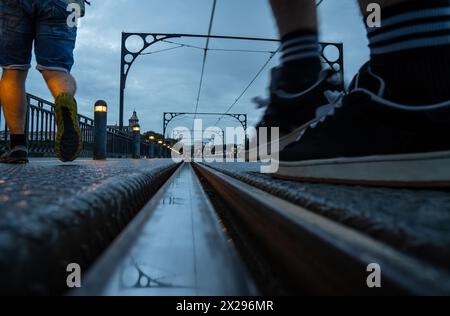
[0,0,81,73]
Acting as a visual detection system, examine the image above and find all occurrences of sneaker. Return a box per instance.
[275,62,450,188]
[0,146,29,164]
[54,93,82,162]
[248,67,344,158]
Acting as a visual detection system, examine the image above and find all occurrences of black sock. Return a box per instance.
[367,0,450,105]
[279,30,322,93]
[10,134,27,149]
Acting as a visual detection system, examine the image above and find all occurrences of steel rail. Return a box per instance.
[193,163,450,295]
[73,163,257,296]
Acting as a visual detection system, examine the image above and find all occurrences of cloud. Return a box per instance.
[12,0,370,136]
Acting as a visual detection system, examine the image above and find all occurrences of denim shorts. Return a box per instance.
[0,0,82,73]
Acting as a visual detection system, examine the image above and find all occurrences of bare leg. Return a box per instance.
[41,70,77,98]
[0,69,28,134]
[41,70,81,162]
[269,0,318,37]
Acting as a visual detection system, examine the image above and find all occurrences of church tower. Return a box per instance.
[129,110,139,131]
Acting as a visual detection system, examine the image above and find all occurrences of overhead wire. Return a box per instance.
[143,0,326,131]
[214,0,325,125]
[161,39,276,54]
[214,46,280,126]
[193,0,217,120]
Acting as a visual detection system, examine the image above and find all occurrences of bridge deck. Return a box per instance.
[0,158,178,295]
[204,162,450,270]
[1,159,449,295]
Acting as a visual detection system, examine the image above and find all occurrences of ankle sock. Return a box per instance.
[279,30,322,93]
[367,0,450,105]
[10,134,27,148]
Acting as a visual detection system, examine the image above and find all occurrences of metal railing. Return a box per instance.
[0,94,164,158]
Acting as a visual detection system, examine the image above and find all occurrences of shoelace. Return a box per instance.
[309,101,343,129]
[294,91,344,142]
[253,69,342,111]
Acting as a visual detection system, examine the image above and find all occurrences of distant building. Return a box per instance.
[129,110,139,129]
[108,110,140,135]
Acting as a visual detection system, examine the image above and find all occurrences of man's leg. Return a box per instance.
[35,0,82,163]
[41,70,77,98]
[0,69,30,163]
[359,0,450,104]
[40,69,81,163]
[0,69,28,135]
[270,0,318,36]
[0,0,33,163]
[251,0,342,157]
[269,0,321,92]
[275,0,450,187]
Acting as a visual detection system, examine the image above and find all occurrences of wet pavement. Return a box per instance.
[0,158,177,295]
[204,162,450,269]
[0,158,174,216]
[1,159,449,294]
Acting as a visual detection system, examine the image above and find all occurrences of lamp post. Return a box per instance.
[132,123,141,159]
[157,139,164,158]
[94,100,107,160]
[163,143,169,158]
[148,135,155,158]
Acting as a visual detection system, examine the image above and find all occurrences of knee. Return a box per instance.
[41,70,77,96]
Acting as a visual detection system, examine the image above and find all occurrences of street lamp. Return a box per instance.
[94,103,107,113]
[132,123,141,159]
[94,100,108,160]
[146,135,156,158]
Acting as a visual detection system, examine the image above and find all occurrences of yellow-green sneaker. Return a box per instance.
[54,93,82,162]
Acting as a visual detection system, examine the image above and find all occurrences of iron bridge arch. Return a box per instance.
[119,32,344,130]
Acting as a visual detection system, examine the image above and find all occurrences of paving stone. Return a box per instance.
[0,158,178,295]
[205,162,450,270]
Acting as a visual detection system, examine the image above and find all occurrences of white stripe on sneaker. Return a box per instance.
[368,7,450,33]
[369,21,450,44]
[370,34,450,55]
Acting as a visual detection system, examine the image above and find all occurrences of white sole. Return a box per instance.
[275,151,450,188]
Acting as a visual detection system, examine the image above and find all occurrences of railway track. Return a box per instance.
[76,163,257,296]
[75,162,450,296]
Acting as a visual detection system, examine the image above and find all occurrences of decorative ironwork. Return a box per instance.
[163,112,247,140]
[0,94,156,158]
[120,32,345,130]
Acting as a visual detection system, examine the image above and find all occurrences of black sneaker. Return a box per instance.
[249,67,344,157]
[0,146,29,164]
[54,93,82,162]
[275,62,450,188]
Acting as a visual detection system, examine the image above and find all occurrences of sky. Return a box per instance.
[18,0,370,137]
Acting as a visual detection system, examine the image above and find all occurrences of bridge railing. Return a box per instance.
[0,94,162,158]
